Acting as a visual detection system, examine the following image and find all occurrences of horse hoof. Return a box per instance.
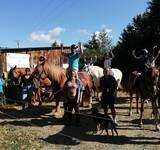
[139,122,143,127]
[155,125,160,131]
[53,111,61,117]
[88,104,92,108]
[128,112,132,116]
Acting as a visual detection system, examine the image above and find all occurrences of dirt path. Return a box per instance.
[0,91,159,150]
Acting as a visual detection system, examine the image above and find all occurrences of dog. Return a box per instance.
[91,107,118,136]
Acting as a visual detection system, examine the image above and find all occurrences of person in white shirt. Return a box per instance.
[104,50,114,69]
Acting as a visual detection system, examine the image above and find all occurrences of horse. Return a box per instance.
[33,62,93,114]
[7,66,43,106]
[128,66,160,131]
[82,65,123,100]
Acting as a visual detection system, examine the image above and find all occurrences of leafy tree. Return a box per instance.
[51,41,60,47]
[113,0,160,80]
[80,30,113,69]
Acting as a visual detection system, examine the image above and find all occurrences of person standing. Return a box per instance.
[20,68,34,109]
[100,68,118,125]
[63,69,84,125]
[0,75,5,105]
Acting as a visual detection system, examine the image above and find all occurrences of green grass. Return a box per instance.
[0,125,44,150]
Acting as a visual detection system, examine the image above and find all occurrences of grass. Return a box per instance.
[0,125,44,150]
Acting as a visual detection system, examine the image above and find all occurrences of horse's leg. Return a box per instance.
[139,98,145,126]
[129,92,133,116]
[89,90,92,108]
[88,85,93,108]
[136,95,139,114]
[151,96,160,131]
[37,88,42,106]
[54,94,61,114]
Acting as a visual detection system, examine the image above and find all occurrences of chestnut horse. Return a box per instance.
[33,62,93,114]
[128,66,160,130]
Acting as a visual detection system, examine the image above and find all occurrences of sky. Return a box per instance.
[0,0,149,48]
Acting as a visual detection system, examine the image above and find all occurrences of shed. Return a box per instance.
[0,46,70,74]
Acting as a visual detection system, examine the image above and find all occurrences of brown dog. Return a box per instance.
[91,107,118,136]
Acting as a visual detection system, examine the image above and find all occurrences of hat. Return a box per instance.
[141,49,148,54]
[71,44,78,49]
[153,45,158,50]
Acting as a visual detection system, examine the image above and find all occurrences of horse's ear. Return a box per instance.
[13,65,17,69]
[145,64,151,69]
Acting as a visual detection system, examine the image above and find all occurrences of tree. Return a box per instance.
[80,30,113,68]
[113,0,160,80]
[51,41,60,47]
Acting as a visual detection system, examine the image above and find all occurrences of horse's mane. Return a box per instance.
[43,62,66,83]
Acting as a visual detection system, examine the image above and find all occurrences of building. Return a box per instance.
[0,46,70,74]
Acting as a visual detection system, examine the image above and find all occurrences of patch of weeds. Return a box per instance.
[0,125,43,150]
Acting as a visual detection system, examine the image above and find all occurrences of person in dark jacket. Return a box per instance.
[100,68,118,125]
[63,68,84,124]
[20,68,34,109]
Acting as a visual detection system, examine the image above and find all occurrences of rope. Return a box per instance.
[0,96,113,122]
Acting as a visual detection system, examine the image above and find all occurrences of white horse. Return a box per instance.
[82,65,123,100]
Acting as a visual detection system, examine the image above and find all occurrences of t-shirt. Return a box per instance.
[100,75,117,96]
[68,52,80,70]
[64,78,84,103]
[0,79,3,93]
[104,58,112,69]
[67,81,78,99]
[20,75,33,87]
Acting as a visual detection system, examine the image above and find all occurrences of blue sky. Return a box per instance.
[0,0,149,48]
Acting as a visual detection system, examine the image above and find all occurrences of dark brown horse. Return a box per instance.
[33,62,93,114]
[128,71,141,116]
[128,66,160,130]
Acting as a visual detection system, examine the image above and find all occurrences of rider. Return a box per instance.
[61,42,84,78]
[104,50,114,69]
[132,49,148,87]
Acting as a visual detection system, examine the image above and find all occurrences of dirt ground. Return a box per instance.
[0,91,159,150]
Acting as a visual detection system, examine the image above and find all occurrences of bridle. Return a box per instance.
[34,63,62,95]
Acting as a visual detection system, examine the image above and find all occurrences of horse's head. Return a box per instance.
[33,62,67,89]
[82,64,90,72]
[33,63,52,87]
[8,66,22,80]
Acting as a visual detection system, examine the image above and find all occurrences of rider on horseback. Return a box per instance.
[132,49,148,88]
[61,42,84,78]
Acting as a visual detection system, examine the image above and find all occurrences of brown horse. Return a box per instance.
[128,66,160,130]
[128,72,141,116]
[33,62,93,114]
